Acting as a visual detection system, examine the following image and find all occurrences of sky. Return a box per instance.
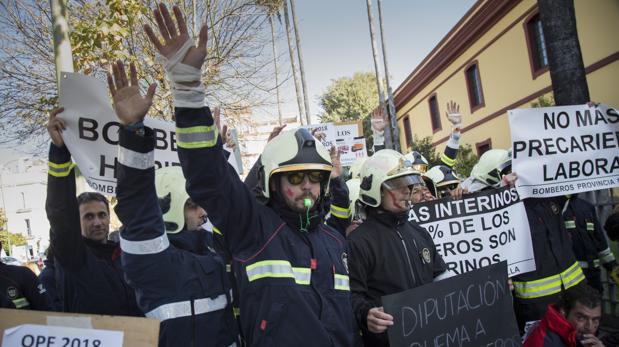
[0,0,476,163]
[262,0,476,123]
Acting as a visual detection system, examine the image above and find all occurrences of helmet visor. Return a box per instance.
[382,174,424,190]
[412,163,428,174]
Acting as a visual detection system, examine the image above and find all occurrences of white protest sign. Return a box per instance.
[408,186,536,277]
[509,104,619,199]
[335,137,367,166]
[2,324,123,347]
[301,122,366,166]
[58,72,239,196]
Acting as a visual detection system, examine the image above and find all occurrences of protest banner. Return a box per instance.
[509,104,619,199]
[0,309,159,347]
[408,186,535,277]
[302,121,366,166]
[382,261,521,347]
[58,72,239,196]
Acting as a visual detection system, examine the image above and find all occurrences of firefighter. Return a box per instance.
[349,149,449,346]
[142,4,356,345]
[45,108,141,316]
[423,164,463,198]
[469,149,585,332]
[107,60,238,346]
[562,194,617,293]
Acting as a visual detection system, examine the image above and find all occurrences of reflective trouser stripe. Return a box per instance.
[440,153,455,167]
[564,220,576,229]
[118,146,154,170]
[330,204,350,219]
[334,274,350,291]
[120,233,170,255]
[513,262,585,299]
[176,125,218,149]
[145,293,228,321]
[599,248,616,263]
[233,307,240,317]
[12,297,29,309]
[246,260,311,285]
[586,222,594,231]
[48,161,75,177]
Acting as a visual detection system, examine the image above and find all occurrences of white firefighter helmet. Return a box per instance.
[424,165,462,197]
[155,166,190,234]
[349,157,367,180]
[470,149,510,187]
[358,149,423,207]
[403,151,429,173]
[260,128,332,198]
[346,178,361,218]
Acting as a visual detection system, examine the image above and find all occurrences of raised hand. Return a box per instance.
[144,3,208,70]
[330,146,342,179]
[47,107,66,147]
[107,61,157,126]
[445,100,461,129]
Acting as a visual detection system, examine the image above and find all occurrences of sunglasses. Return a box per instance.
[286,171,325,185]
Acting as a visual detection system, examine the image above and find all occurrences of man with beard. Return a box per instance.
[348,149,449,346]
[140,3,357,345]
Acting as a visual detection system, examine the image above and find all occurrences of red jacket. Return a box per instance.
[524,304,577,347]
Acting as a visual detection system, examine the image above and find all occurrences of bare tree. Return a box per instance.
[0,0,279,146]
[281,0,305,125]
[365,0,391,149]
[288,0,310,124]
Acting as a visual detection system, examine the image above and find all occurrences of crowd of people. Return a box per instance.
[1,3,619,347]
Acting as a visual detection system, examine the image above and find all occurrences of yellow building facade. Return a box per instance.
[395,0,619,155]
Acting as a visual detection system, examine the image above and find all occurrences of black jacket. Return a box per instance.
[46,143,141,316]
[0,262,49,310]
[348,208,447,346]
[176,106,357,347]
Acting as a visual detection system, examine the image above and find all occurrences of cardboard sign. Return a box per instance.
[58,72,240,196]
[301,122,366,166]
[382,262,521,347]
[408,187,535,277]
[0,309,159,347]
[2,324,123,347]
[509,104,619,198]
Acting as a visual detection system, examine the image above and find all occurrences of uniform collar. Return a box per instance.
[368,207,409,227]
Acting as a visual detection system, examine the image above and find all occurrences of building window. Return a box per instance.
[526,14,548,71]
[403,116,412,148]
[428,95,441,133]
[476,138,492,156]
[465,62,484,112]
[524,12,549,78]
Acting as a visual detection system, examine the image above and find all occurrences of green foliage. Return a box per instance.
[0,210,27,256]
[319,72,379,150]
[453,143,477,178]
[319,72,379,123]
[409,136,441,166]
[530,95,555,108]
[409,136,477,178]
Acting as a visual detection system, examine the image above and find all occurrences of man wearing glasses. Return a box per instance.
[348,149,450,347]
[136,3,356,345]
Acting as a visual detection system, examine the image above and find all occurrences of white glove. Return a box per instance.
[447,112,462,129]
